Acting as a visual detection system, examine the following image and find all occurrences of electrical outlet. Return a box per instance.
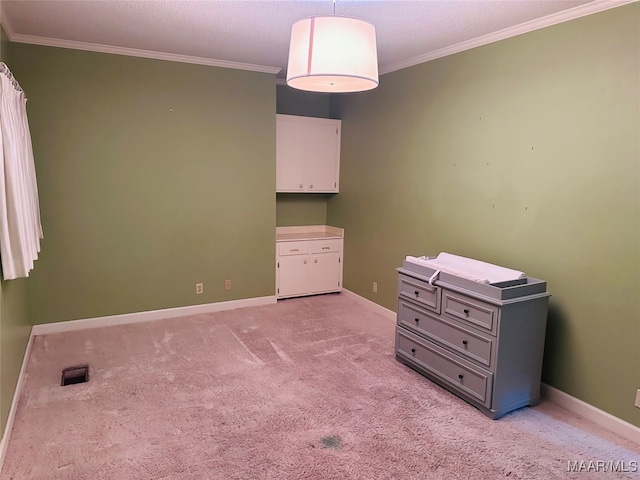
[195,283,204,295]
[372,282,378,293]
[224,279,232,291]
[635,389,640,409]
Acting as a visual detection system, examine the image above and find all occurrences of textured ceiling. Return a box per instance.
[1,1,626,77]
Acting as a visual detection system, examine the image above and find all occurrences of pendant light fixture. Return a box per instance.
[286,0,379,93]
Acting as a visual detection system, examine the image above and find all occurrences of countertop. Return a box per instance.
[276,225,344,242]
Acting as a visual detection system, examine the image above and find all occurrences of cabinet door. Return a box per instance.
[276,117,307,192]
[278,255,310,297]
[308,252,341,294]
[306,121,340,192]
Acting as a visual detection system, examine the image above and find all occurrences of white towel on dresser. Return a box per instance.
[405,252,525,285]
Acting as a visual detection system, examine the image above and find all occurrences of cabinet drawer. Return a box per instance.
[397,299,494,368]
[398,274,440,313]
[396,327,492,407]
[278,241,310,256]
[442,291,498,335]
[309,239,342,254]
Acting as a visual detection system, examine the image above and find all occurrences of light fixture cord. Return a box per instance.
[333,0,336,15]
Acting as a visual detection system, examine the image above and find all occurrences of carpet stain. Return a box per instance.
[320,435,342,450]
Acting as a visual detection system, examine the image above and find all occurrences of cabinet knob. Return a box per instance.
[299,184,303,189]
[314,259,318,263]
[309,184,313,189]
[462,340,468,346]
[304,260,307,264]
[414,318,419,323]
[458,374,464,380]
[414,290,420,296]
[411,348,416,354]
[463,309,469,315]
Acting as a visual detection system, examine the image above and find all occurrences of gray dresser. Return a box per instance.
[395,259,551,419]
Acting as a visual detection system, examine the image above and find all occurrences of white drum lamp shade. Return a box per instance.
[286,16,378,93]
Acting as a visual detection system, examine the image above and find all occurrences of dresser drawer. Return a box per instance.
[396,327,492,407]
[397,299,494,368]
[442,291,498,335]
[278,241,310,256]
[309,239,342,254]
[398,274,441,313]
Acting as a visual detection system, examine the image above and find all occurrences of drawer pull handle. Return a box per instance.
[411,348,416,354]
[304,260,307,264]
[414,290,420,296]
[458,374,464,380]
[462,340,468,346]
[290,248,299,252]
[322,247,331,250]
[463,309,469,315]
[414,318,419,323]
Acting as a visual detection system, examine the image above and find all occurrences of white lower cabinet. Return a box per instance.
[276,229,343,299]
[277,255,311,298]
[307,252,341,294]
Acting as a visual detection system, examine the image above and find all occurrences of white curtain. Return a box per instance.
[0,62,42,280]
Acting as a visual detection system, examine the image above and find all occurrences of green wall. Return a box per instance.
[10,43,276,324]
[0,27,32,435]
[0,279,30,434]
[275,85,334,226]
[276,84,333,119]
[328,4,640,426]
[276,194,329,226]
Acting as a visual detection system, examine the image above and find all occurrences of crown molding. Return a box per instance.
[4,31,281,75]
[0,6,16,39]
[380,0,638,75]
[2,0,634,77]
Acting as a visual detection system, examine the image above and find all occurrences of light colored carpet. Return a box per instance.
[1,294,638,479]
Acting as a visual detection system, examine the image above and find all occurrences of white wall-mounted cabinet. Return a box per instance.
[276,226,343,299]
[276,114,341,193]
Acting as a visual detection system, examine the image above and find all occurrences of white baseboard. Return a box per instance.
[541,383,640,445]
[341,289,396,321]
[0,328,35,472]
[32,295,277,336]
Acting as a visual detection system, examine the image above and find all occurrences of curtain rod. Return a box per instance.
[0,62,24,95]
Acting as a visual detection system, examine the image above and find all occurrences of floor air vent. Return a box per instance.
[61,365,89,386]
